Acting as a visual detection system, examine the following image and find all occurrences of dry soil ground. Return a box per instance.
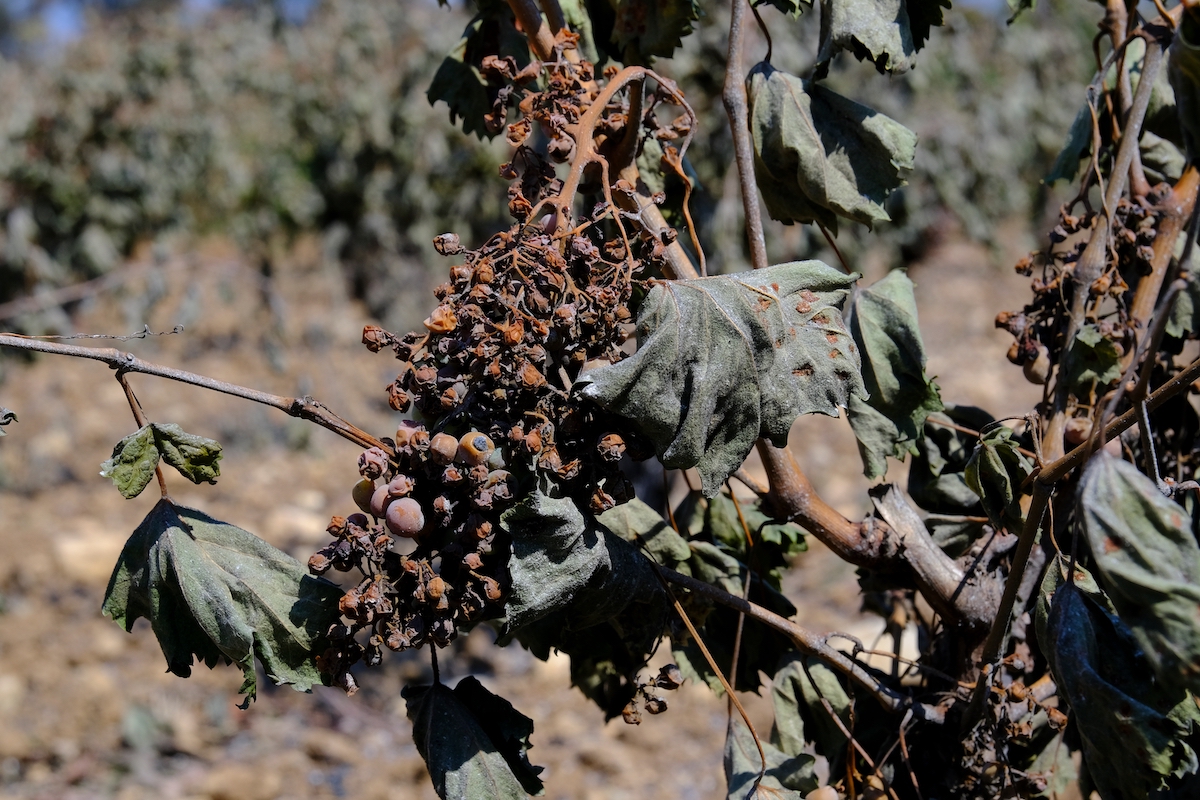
[0,235,1040,800]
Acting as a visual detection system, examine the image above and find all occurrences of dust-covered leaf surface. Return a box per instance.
[1079,455,1200,697]
[724,715,817,799]
[1045,102,1091,184]
[1170,11,1200,160]
[612,0,702,62]
[597,497,692,566]
[908,406,993,556]
[102,499,343,700]
[100,425,161,499]
[402,679,538,800]
[1039,570,1200,799]
[699,492,806,587]
[964,424,1032,533]
[579,261,862,495]
[152,422,223,485]
[846,269,943,478]
[501,492,661,632]
[816,0,948,75]
[748,63,917,232]
[0,406,15,436]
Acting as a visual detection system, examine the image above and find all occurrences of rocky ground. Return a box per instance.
[0,233,1041,800]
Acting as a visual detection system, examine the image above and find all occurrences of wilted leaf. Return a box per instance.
[403,679,539,800]
[1170,9,1200,160]
[598,497,692,566]
[908,406,994,556]
[1063,324,1121,390]
[427,9,529,138]
[753,0,812,19]
[0,406,16,436]
[1045,102,1091,185]
[748,63,917,232]
[1040,574,1200,799]
[816,0,947,75]
[845,269,943,479]
[772,652,851,766]
[724,715,817,799]
[1167,231,1200,339]
[579,261,862,495]
[153,422,222,485]
[100,426,161,499]
[1079,454,1200,697]
[673,541,797,695]
[612,0,702,63]
[502,492,661,632]
[700,492,806,588]
[102,500,343,700]
[965,424,1032,533]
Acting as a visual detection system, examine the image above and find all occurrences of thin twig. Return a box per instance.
[115,372,169,498]
[0,334,388,453]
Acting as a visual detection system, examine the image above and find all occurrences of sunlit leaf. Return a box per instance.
[100,426,161,499]
[964,424,1031,533]
[579,261,862,496]
[598,497,692,566]
[501,492,661,632]
[1079,455,1200,697]
[724,715,817,799]
[748,64,917,232]
[403,679,540,800]
[1039,567,1200,799]
[846,269,943,479]
[102,500,343,701]
[816,0,948,75]
[153,422,223,485]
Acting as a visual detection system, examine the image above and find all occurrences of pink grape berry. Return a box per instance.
[370,484,392,518]
[386,497,425,538]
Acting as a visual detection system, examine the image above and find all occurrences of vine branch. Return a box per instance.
[0,333,388,453]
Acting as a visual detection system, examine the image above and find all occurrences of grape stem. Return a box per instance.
[114,370,170,498]
[0,333,390,454]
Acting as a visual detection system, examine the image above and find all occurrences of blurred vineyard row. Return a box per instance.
[0,0,1096,334]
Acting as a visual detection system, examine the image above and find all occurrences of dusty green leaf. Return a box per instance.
[579,261,862,496]
[152,422,222,485]
[1167,231,1200,339]
[1063,323,1121,390]
[502,492,661,633]
[816,0,946,75]
[1040,576,1200,799]
[1080,454,1200,698]
[1170,10,1200,160]
[0,407,15,437]
[611,0,702,63]
[427,8,529,138]
[100,426,161,499]
[102,499,343,700]
[1028,730,1077,798]
[846,269,943,479]
[748,63,917,232]
[597,498,692,566]
[772,652,851,766]
[724,715,817,799]
[402,679,538,800]
[965,424,1032,533]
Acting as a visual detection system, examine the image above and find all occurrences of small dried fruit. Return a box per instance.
[456,432,495,466]
[429,432,459,465]
[385,497,425,538]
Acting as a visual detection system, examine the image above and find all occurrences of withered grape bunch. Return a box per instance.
[308,40,672,691]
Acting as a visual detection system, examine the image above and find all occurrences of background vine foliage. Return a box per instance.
[2,0,1200,797]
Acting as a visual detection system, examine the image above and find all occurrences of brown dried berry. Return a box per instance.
[644,697,667,715]
[362,325,392,352]
[358,447,388,480]
[424,305,458,333]
[456,432,495,466]
[597,433,626,462]
[654,664,683,690]
[621,701,642,725]
[387,474,415,497]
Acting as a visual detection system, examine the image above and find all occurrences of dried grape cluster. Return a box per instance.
[307,42,671,690]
